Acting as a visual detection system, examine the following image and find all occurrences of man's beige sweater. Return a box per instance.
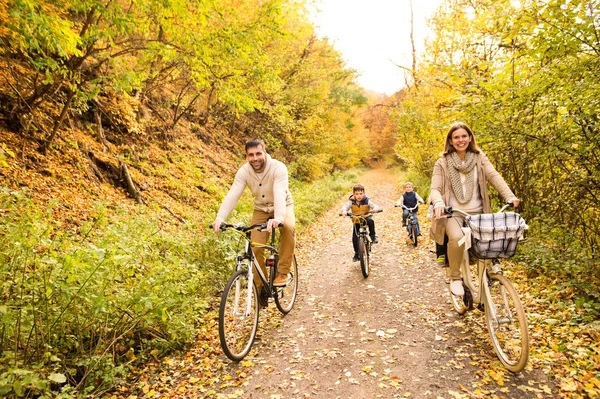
[216,154,293,223]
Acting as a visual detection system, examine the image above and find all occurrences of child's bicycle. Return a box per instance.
[395,204,421,247]
[340,210,382,278]
[215,221,298,361]
[443,203,529,372]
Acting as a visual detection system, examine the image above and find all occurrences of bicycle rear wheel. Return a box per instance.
[274,255,299,314]
[358,236,369,277]
[219,269,259,361]
[484,272,529,372]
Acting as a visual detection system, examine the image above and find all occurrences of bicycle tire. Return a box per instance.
[219,269,259,361]
[274,255,299,314]
[484,272,529,372]
[358,236,369,278]
[410,223,418,247]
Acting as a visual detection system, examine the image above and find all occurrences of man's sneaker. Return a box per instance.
[450,280,464,296]
[402,222,407,227]
[371,236,379,244]
[273,273,290,287]
[259,287,269,308]
[352,254,359,262]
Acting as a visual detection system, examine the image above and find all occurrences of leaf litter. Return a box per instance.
[109,169,597,398]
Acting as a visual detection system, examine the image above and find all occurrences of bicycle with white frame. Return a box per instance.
[443,203,529,372]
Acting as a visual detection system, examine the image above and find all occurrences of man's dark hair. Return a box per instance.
[245,138,266,153]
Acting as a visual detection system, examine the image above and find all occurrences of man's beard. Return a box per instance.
[251,160,264,171]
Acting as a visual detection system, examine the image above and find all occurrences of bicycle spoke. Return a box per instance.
[485,273,529,372]
[219,270,259,361]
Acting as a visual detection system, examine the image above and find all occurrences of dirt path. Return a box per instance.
[208,169,555,399]
[127,169,557,399]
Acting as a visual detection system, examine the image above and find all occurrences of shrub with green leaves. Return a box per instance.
[0,169,361,396]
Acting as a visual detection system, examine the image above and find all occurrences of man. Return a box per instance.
[212,138,295,289]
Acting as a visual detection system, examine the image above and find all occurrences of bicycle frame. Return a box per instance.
[405,206,419,232]
[355,217,371,243]
[218,221,298,361]
[235,229,278,315]
[340,210,381,278]
[447,203,515,309]
[344,211,381,243]
[442,203,529,372]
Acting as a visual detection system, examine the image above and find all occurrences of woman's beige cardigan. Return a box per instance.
[429,151,518,244]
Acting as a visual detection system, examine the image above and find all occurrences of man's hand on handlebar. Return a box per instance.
[266,219,282,232]
[212,220,224,233]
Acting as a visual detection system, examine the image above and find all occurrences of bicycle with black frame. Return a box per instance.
[442,202,529,372]
[340,210,382,278]
[215,220,299,361]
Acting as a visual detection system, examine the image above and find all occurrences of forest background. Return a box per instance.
[0,0,598,397]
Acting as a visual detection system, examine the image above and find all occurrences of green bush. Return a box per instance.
[0,188,228,397]
[292,170,359,230]
[0,169,361,397]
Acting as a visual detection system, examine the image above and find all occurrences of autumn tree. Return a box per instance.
[393,0,600,273]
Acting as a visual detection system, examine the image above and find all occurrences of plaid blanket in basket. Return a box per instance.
[466,212,528,259]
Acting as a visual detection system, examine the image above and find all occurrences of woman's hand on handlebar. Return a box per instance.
[434,205,446,219]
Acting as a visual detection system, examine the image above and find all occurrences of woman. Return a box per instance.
[430,122,520,296]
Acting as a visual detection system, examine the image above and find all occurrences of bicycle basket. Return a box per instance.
[466,212,528,259]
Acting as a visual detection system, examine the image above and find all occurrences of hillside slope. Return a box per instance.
[0,121,245,226]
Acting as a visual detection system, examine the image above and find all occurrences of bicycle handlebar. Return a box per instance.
[395,204,422,211]
[444,201,515,217]
[210,221,283,232]
[339,209,383,217]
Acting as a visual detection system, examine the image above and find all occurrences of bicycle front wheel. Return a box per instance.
[358,236,370,277]
[274,255,299,314]
[484,272,529,372]
[410,223,418,247]
[219,270,259,361]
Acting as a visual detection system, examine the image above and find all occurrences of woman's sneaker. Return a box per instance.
[450,280,464,296]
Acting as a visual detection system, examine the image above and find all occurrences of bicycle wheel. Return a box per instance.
[358,236,369,278]
[410,223,418,247]
[219,269,259,361]
[274,255,299,314]
[484,272,529,372]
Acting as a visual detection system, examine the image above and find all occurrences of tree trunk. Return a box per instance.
[409,0,419,90]
[121,162,142,204]
[41,89,76,154]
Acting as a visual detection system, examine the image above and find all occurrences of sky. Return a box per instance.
[309,0,444,95]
